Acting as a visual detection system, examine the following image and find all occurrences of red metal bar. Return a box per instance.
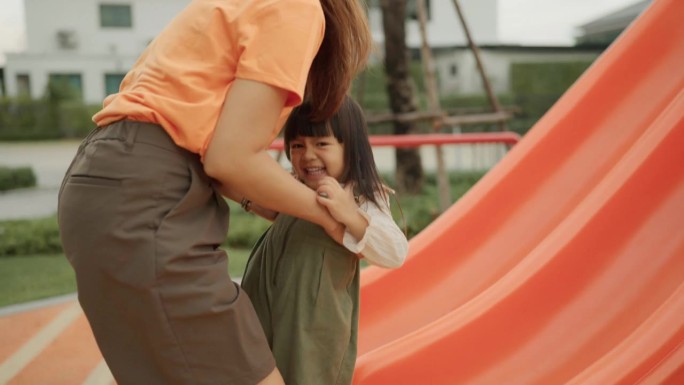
[268,132,521,151]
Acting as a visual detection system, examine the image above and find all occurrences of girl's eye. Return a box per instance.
[290,143,303,150]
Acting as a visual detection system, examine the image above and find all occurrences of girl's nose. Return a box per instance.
[303,145,316,160]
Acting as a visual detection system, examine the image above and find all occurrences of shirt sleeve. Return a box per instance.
[342,193,409,269]
[235,0,325,108]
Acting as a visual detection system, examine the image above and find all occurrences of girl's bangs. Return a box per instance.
[295,120,334,138]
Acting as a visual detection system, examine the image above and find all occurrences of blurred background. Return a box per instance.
[0,0,649,307]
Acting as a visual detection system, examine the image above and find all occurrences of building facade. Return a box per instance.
[575,0,651,46]
[4,0,189,103]
[4,0,503,104]
[433,45,603,96]
[367,0,499,48]
[4,0,635,103]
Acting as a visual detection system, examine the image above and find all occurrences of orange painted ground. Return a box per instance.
[0,302,72,363]
[9,312,104,385]
[0,300,114,385]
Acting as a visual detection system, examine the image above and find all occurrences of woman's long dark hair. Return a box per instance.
[284,95,386,207]
[306,0,372,121]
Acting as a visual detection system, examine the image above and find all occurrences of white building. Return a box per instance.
[4,0,632,103]
[433,45,603,95]
[368,0,500,48]
[575,0,651,45]
[368,0,601,96]
[4,0,189,103]
[4,0,505,104]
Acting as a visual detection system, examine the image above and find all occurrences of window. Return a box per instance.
[104,73,126,96]
[56,30,78,50]
[407,0,431,21]
[16,74,31,98]
[450,64,458,77]
[100,4,132,28]
[48,73,83,100]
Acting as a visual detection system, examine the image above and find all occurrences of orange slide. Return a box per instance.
[354,0,684,383]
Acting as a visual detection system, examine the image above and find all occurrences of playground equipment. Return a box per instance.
[353,0,684,383]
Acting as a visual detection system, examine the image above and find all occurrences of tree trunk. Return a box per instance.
[380,0,424,194]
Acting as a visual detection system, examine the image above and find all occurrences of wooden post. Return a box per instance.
[451,0,508,131]
[416,0,451,212]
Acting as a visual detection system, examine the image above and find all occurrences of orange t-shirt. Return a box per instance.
[93,0,325,158]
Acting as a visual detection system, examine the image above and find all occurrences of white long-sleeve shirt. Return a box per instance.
[342,192,408,269]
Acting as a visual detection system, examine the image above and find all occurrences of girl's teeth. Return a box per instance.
[306,168,324,175]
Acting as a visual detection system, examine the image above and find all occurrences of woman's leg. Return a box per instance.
[58,121,276,385]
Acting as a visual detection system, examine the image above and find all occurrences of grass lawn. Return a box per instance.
[0,248,253,308]
[0,172,488,309]
[0,255,76,308]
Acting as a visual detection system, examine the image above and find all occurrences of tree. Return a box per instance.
[380,0,424,194]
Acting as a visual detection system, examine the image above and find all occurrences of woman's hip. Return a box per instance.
[57,120,230,284]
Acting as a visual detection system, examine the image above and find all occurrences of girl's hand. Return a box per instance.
[316,176,359,226]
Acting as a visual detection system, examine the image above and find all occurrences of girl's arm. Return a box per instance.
[342,194,408,269]
[317,177,408,268]
[203,79,343,241]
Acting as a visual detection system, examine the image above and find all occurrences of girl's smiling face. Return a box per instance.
[289,135,345,190]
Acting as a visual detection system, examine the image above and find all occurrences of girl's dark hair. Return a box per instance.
[307,0,372,121]
[284,95,386,207]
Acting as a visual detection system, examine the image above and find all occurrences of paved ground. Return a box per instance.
[0,140,81,221]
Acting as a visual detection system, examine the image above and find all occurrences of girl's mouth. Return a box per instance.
[304,167,326,177]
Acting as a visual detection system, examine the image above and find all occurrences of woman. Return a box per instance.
[57,0,371,384]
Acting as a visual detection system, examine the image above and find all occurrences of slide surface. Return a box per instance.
[354,0,684,383]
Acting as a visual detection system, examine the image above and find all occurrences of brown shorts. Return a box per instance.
[57,120,275,385]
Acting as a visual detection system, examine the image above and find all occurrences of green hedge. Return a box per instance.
[0,166,37,192]
[0,98,99,141]
[0,217,63,256]
[0,171,485,257]
[511,61,592,94]
[510,61,592,119]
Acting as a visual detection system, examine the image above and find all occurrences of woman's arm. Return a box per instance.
[203,79,342,238]
[213,181,279,221]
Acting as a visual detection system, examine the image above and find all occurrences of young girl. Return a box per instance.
[240,96,408,385]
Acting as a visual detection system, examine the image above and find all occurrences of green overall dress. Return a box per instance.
[241,214,360,385]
